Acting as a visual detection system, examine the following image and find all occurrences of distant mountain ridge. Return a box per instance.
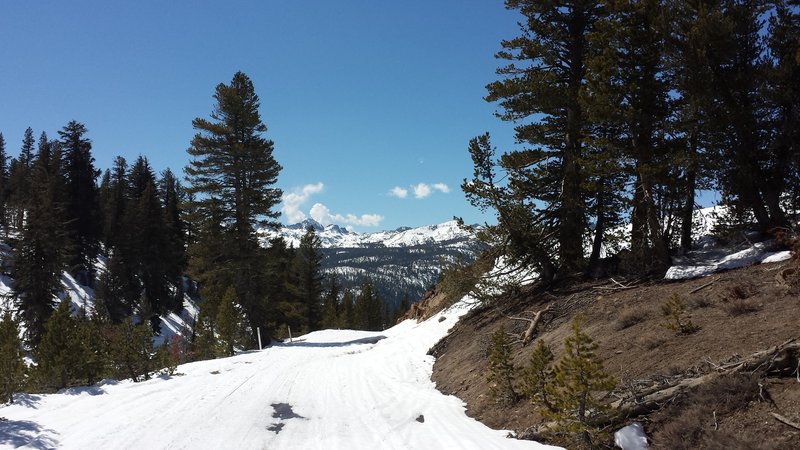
[258,220,486,313]
[266,219,478,249]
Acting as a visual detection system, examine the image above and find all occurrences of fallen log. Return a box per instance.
[610,339,800,422]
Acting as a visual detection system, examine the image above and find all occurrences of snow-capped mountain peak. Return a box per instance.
[259,219,474,249]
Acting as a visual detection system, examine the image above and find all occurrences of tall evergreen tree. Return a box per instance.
[8,127,35,230]
[100,156,129,250]
[287,226,325,332]
[0,133,9,235]
[702,0,789,232]
[185,71,283,341]
[59,121,101,285]
[765,0,800,213]
[479,0,605,278]
[339,288,355,329]
[124,157,172,325]
[12,136,69,346]
[354,279,383,331]
[584,0,673,273]
[663,0,718,252]
[321,275,341,329]
[159,168,187,311]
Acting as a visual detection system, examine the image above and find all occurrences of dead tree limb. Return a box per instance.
[508,303,553,347]
[688,278,717,294]
[771,413,800,431]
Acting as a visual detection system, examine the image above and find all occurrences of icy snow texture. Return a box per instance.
[0,298,561,450]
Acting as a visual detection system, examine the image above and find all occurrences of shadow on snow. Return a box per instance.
[277,335,387,348]
[0,419,60,450]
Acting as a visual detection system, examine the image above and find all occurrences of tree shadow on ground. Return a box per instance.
[11,394,42,409]
[279,335,387,348]
[0,419,60,450]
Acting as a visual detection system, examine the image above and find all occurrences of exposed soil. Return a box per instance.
[430,258,800,449]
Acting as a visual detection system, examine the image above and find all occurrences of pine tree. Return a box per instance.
[33,301,83,391]
[702,0,789,233]
[287,226,324,332]
[518,339,555,411]
[185,71,283,342]
[479,0,606,276]
[125,158,171,322]
[75,310,110,385]
[8,127,35,230]
[59,121,101,285]
[191,310,218,361]
[321,275,341,329]
[159,168,187,311]
[354,279,383,331]
[100,156,129,249]
[546,316,616,448]
[486,326,518,404]
[462,134,558,282]
[0,132,9,235]
[764,0,800,214]
[339,288,355,329]
[216,287,245,357]
[583,0,674,274]
[13,137,69,346]
[0,312,26,404]
[108,320,155,382]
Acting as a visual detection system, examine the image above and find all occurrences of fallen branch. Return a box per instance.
[594,278,638,291]
[770,412,800,431]
[509,303,553,347]
[688,278,717,295]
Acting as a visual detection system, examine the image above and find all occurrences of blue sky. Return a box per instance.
[0,1,522,231]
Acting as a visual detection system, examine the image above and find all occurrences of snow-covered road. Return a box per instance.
[1,303,559,450]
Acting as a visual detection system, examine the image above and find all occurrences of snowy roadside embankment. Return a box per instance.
[0,298,560,450]
[665,241,792,280]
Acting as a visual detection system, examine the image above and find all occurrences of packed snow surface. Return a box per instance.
[0,299,560,450]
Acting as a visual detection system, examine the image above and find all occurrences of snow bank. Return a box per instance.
[666,241,792,280]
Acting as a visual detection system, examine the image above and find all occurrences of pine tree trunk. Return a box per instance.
[588,187,606,274]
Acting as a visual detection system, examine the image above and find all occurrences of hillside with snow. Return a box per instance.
[0,297,560,450]
[260,220,486,309]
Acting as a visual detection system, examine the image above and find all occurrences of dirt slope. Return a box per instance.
[430,259,800,449]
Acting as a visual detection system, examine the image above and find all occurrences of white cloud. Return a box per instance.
[389,186,408,199]
[281,182,324,223]
[310,203,384,227]
[413,183,432,199]
[433,183,450,193]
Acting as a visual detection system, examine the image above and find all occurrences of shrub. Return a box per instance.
[615,307,648,331]
[661,294,700,335]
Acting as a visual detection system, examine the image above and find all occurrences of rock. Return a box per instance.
[416,414,425,423]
